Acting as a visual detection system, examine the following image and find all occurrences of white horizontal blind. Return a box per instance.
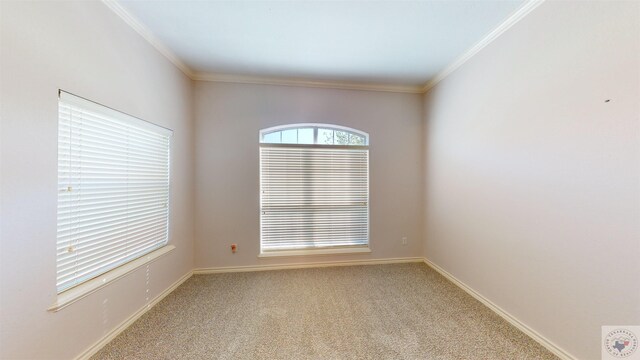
[260,145,369,252]
[57,91,171,293]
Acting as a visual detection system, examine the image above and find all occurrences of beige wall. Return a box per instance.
[3,1,637,359]
[422,1,640,359]
[0,1,195,359]
[194,82,423,268]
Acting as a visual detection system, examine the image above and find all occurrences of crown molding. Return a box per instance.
[192,72,425,93]
[101,0,195,78]
[422,0,545,93]
[102,0,419,93]
[102,0,542,94]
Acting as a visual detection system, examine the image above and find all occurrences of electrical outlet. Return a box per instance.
[402,237,408,245]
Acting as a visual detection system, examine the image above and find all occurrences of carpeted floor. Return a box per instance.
[92,263,558,359]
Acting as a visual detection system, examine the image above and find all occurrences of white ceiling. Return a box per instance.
[116,0,526,88]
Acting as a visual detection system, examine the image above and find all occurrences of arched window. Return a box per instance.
[259,124,370,256]
[260,124,368,146]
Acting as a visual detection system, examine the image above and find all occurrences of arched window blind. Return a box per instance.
[56,91,172,293]
[260,124,369,253]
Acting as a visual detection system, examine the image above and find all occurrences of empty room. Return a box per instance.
[1,0,638,359]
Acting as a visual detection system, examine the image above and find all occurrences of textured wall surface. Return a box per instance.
[2,1,638,359]
[194,82,424,268]
[0,2,195,358]
[422,1,640,359]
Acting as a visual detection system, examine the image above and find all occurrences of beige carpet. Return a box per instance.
[92,263,558,359]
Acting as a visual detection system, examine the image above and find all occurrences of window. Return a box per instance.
[56,91,172,293]
[259,124,369,255]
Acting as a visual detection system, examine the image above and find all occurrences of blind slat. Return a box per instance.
[260,146,369,252]
[56,92,171,293]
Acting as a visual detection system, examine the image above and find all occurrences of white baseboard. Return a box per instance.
[193,257,424,274]
[423,258,576,360]
[74,270,193,360]
[73,259,573,360]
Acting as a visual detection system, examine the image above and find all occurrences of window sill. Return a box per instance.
[48,245,175,312]
[258,247,371,258]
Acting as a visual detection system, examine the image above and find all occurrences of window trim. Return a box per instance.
[258,246,371,258]
[260,123,369,146]
[259,142,368,150]
[48,245,175,312]
[56,90,173,295]
[259,123,370,256]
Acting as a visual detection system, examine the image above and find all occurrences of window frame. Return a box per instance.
[52,91,173,308]
[260,123,369,146]
[259,124,371,257]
